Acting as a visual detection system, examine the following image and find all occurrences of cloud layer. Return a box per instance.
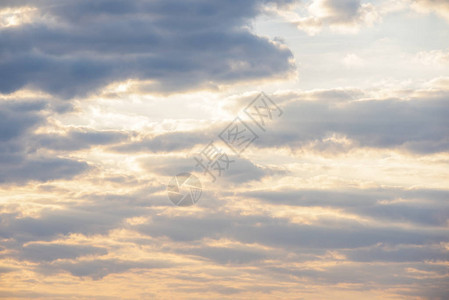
[1,0,448,299]
[0,0,295,97]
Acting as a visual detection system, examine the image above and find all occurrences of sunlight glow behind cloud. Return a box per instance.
[0,0,448,299]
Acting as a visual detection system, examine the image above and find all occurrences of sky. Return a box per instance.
[0,0,448,299]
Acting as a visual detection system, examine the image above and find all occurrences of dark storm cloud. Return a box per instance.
[0,0,295,97]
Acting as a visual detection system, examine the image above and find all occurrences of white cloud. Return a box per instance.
[411,0,449,22]
[289,0,381,35]
[415,49,449,66]
[342,53,366,67]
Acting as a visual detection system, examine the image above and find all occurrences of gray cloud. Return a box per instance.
[0,194,151,246]
[0,157,89,184]
[179,245,267,265]
[140,154,283,184]
[0,183,168,249]
[244,188,449,226]
[0,99,89,184]
[136,210,449,248]
[0,101,44,143]
[253,90,449,154]
[37,258,172,280]
[267,261,447,288]
[111,130,213,153]
[0,0,295,98]
[294,0,379,34]
[111,89,449,155]
[0,266,14,274]
[18,243,108,262]
[0,210,116,244]
[34,129,128,151]
[1,183,447,297]
[344,244,449,263]
[1,1,448,298]
[2,185,446,265]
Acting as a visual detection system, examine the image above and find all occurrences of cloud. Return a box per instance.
[0,0,296,97]
[0,99,44,143]
[411,0,449,22]
[267,261,448,288]
[244,188,449,226]
[0,209,117,244]
[291,0,380,34]
[120,87,449,155]
[0,1,447,299]
[0,99,89,184]
[0,181,169,247]
[344,244,449,263]
[111,130,213,153]
[1,177,447,297]
[34,129,128,151]
[18,243,108,262]
[37,258,172,280]
[180,245,268,264]
[415,48,449,66]
[342,53,365,67]
[140,154,284,184]
[251,88,449,154]
[0,157,89,184]
[136,210,449,249]
[0,266,14,274]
